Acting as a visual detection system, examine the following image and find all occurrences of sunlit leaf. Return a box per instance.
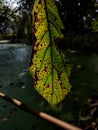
[29,0,72,106]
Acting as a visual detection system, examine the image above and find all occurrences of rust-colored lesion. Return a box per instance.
[34,12,39,22]
[44,66,48,72]
[46,84,50,89]
[34,42,40,54]
[33,25,37,33]
[58,71,62,80]
[38,0,42,4]
[34,70,39,86]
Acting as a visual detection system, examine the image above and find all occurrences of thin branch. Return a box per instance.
[89,103,98,107]
[0,92,82,130]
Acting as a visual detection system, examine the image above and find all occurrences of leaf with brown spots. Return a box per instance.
[29,0,72,106]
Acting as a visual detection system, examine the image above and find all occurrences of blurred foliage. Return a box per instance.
[0,0,98,44]
[0,2,18,35]
[0,0,34,43]
[56,31,98,53]
[0,0,98,35]
[56,0,98,32]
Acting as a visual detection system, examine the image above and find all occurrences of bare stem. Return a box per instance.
[0,92,82,130]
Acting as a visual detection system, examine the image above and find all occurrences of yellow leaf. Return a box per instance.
[29,0,72,106]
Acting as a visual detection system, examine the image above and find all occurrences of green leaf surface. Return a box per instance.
[29,0,72,106]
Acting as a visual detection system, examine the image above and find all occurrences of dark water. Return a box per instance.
[0,44,31,86]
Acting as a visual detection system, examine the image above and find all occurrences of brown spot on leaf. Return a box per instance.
[34,12,38,22]
[44,66,48,72]
[38,0,42,4]
[51,93,53,95]
[58,71,62,80]
[60,82,62,86]
[34,69,39,82]
[35,43,39,48]
[34,42,40,53]
[33,25,37,33]
[46,84,49,89]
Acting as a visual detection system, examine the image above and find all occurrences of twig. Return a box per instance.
[0,92,82,130]
[83,124,92,130]
[89,103,98,107]
[83,122,96,130]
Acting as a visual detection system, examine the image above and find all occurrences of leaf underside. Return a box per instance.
[29,0,72,106]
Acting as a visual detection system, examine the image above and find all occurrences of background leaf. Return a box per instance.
[29,0,72,106]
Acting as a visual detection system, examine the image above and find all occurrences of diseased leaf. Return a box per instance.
[29,0,72,106]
